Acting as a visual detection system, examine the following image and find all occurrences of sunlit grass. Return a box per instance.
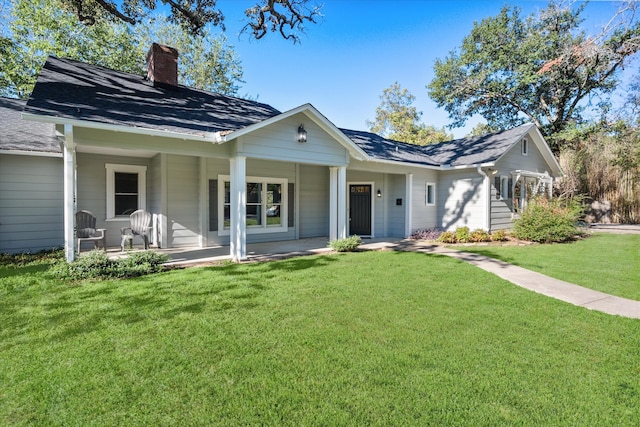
[460,233,640,300]
[1,250,639,425]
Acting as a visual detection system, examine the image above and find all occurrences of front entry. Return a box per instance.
[349,184,372,236]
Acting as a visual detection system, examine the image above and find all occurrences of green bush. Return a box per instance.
[329,235,362,252]
[513,196,585,243]
[491,229,509,242]
[469,229,491,242]
[437,231,456,244]
[54,250,169,281]
[454,226,471,243]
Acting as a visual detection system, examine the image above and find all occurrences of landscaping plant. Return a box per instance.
[513,196,585,243]
[328,235,362,252]
[53,250,169,281]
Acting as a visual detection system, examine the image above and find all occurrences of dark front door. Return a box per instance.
[349,184,372,236]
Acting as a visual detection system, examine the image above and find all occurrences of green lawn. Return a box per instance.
[460,233,640,300]
[1,250,639,425]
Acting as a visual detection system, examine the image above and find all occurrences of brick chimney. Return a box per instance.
[146,43,179,87]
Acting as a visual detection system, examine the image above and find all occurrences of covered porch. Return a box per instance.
[100,237,403,267]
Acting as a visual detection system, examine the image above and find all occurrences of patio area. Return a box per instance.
[103,237,403,267]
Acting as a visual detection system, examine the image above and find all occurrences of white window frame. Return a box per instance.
[218,175,288,235]
[500,175,509,200]
[425,182,436,206]
[105,163,147,221]
[522,138,529,156]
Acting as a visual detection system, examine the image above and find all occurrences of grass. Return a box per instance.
[1,250,639,425]
[460,233,640,300]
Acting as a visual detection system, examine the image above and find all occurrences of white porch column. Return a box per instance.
[404,173,413,238]
[229,156,247,261]
[198,157,207,248]
[337,166,347,239]
[329,167,338,241]
[63,124,77,262]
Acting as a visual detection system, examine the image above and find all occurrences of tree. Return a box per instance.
[0,0,244,98]
[57,0,321,41]
[367,82,452,145]
[428,1,640,152]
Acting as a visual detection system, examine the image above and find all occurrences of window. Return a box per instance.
[106,164,146,219]
[500,176,509,199]
[522,138,529,156]
[426,182,436,205]
[218,175,287,234]
[495,175,512,200]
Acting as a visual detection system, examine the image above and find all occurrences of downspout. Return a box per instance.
[476,166,491,231]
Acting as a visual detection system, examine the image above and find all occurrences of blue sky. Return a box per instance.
[218,1,634,137]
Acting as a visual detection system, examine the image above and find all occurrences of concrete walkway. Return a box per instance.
[369,240,640,320]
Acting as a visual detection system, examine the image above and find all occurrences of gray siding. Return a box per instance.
[299,164,329,238]
[410,170,439,233]
[166,154,200,247]
[241,113,348,166]
[0,153,64,253]
[76,152,151,247]
[438,170,484,231]
[387,174,406,237]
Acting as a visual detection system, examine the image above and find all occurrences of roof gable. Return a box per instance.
[0,97,60,154]
[25,56,281,138]
[422,124,536,166]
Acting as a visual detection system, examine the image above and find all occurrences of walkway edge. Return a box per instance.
[378,241,640,320]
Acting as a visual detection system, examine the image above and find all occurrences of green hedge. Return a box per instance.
[513,196,585,243]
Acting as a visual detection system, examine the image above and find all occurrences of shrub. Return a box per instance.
[454,226,471,243]
[54,250,169,281]
[329,235,362,252]
[437,231,456,244]
[469,229,491,243]
[513,196,585,243]
[491,229,509,242]
[409,228,443,241]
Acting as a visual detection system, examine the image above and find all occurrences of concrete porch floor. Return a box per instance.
[106,237,403,267]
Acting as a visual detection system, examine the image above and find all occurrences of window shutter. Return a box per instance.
[508,178,513,199]
[494,176,501,200]
[288,183,295,227]
[209,180,218,231]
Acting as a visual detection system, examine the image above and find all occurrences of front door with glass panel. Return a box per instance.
[349,184,372,236]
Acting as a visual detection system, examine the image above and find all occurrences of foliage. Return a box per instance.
[0,249,63,267]
[437,231,456,244]
[469,228,491,243]
[454,226,471,243]
[53,250,169,281]
[461,233,640,300]
[367,82,452,145]
[409,228,442,240]
[328,235,362,252]
[513,196,585,243]
[0,0,244,98]
[428,1,640,151]
[557,119,640,223]
[490,229,509,242]
[466,122,501,137]
[55,0,321,41]
[1,251,639,425]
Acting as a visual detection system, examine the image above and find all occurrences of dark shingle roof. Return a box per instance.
[25,56,282,137]
[0,97,60,153]
[422,123,535,166]
[340,129,439,167]
[342,124,535,168]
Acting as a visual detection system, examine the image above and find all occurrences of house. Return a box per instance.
[2,44,562,260]
[0,97,63,254]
